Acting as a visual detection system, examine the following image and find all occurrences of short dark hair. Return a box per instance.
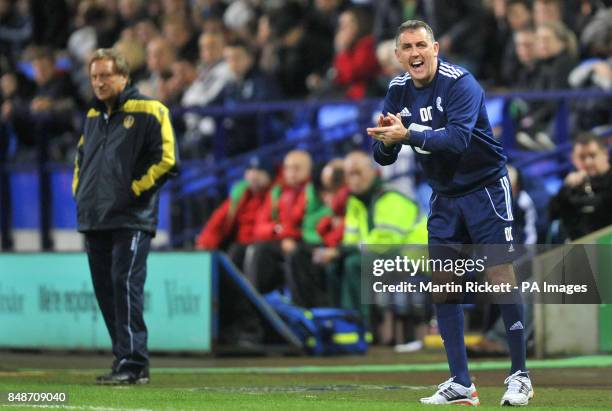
[395,20,435,46]
[225,39,253,55]
[89,48,130,77]
[574,132,606,149]
[507,0,531,9]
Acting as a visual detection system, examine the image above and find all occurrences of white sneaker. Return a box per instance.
[501,370,534,406]
[420,377,480,406]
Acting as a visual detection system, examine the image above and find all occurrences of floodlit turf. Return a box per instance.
[1,370,612,410]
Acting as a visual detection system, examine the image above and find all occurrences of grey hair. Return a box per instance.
[395,20,436,45]
[89,48,130,77]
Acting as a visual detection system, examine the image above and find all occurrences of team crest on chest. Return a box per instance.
[436,96,443,112]
[123,115,135,129]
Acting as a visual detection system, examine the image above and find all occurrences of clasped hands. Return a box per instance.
[366,113,409,147]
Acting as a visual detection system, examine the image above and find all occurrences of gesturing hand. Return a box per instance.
[366,113,409,147]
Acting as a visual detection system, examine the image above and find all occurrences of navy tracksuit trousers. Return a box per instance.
[85,229,151,373]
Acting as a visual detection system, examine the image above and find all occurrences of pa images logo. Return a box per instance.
[123,115,135,129]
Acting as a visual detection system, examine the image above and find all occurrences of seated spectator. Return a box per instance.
[245,150,329,300]
[195,154,274,267]
[368,39,404,97]
[0,0,32,69]
[161,15,199,64]
[515,21,578,150]
[264,1,334,99]
[221,39,281,156]
[158,58,197,107]
[331,7,379,99]
[549,132,612,241]
[322,151,428,332]
[196,154,276,348]
[3,47,82,161]
[315,158,348,249]
[502,26,537,89]
[180,31,233,159]
[284,159,345,307]
[532,0,563,27]
[568,7,611,130]
[137,37,176,100]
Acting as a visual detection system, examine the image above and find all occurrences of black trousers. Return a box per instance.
[85,229,151,373]
[286,244,328,308]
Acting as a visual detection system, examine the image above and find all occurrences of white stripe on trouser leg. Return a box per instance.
[503,176,513,220]
[500,176,513,221]
[126,231,140,355]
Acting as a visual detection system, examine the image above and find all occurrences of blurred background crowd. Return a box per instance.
[1,0,610,162]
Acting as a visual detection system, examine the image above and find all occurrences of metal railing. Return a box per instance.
[0,89,610,250]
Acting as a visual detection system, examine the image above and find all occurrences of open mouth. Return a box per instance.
[410,60,425,70]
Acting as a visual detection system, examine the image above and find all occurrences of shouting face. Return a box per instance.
[395,27,439,88]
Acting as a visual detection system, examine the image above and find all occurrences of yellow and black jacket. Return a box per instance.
[72,86,179,234]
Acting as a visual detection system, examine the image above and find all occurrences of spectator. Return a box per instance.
[180,31,232,159]
[196,155,276,349]
[113,38,147,84]
[0,0,32,69]
[161,14,199,63]
[3,47,81,161]
[265,1,334,99]
[116,0,146,33]
[158,58,197,107]
[323,151,428,328]
[369,39,404,97]
[137,37,176,100]
[424,0,489,77]
[245,150,328,300]
[317,157,347,246]
[196,154,274,264]
[568,7,611,130]
[515,21,578,150]
[502,26,538,89]
[332,7,379,99]
[221,39,281,156]
[532,0,563,27]
[134,18,160,49]
[495,0,533,87]
[549,132,612,241]
[29,0,69,49]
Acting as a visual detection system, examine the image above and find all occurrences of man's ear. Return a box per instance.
[433,41,439,57]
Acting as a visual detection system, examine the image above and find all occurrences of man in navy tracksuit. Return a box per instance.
[367,20,533,406]
[73,49,179,384]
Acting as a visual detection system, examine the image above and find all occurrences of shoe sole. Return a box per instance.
[501,390,534,406]
[420,396,480,406]
[96,377,149,385]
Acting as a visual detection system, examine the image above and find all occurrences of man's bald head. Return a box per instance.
[344,151,376,195]
[283,150,312,187]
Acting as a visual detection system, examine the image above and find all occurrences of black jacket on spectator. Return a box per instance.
[73,86,179,235]
[549,167,612,240]
[10,71,80,148]
[221,67,281,156]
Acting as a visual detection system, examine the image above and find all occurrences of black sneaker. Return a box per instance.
[96,368,149,385]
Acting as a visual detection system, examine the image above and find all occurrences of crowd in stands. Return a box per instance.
[1,0,610,161]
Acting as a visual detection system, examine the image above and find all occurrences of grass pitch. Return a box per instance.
[1,352,611,410]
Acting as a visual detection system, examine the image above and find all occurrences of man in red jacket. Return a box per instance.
[245,150,329,297]
[195,155,274,349]
[196,154,274,269]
